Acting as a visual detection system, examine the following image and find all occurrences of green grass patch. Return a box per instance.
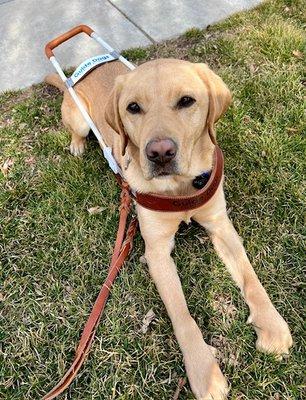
[121,47,149,62]
[1,1,305,399]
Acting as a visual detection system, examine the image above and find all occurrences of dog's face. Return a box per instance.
[105,59,231,180]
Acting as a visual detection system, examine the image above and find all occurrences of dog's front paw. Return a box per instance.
[184,343,229,400]
[248,307,293,356]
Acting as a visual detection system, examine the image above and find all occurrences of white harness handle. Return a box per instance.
[45,25,135,176]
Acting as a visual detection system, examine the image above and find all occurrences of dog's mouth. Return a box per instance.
[149,161,180,179]
[157,171,171,177]
[155,172,172,179]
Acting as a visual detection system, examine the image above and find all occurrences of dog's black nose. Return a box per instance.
[146,138,177,165]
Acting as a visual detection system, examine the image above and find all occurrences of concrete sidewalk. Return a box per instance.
[0,0,262,92]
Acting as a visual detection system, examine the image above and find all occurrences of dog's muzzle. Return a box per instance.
[145,138,178,177]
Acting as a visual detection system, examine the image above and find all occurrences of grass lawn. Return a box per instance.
[1,0,305,399]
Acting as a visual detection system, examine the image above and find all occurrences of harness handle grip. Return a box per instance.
[45,24,94,59]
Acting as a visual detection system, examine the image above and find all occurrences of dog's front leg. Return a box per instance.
[194,208,293,356]
[138,207,228,400]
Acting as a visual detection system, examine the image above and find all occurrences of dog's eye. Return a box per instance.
[127,102,141,114]
[177,96,196,109]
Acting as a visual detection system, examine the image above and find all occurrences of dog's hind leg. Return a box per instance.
[61,91,90,156]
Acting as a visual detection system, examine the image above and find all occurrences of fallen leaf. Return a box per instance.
[34,285,43,296]
[0,293,4,301]
[211,334,228,353]
[212,295,237,325]
[292,50,303,60]
[65,285,73,294]
[242,115,252,123]
[52,155,61,163]
[141,308,155,333]
[1,158,14,176]
[195,234,207,244]
[249,63,258,74]
[25,156,36,165]
[228,352,239,367]
[172,377,186,400]
[284,6,290,12]
[88,206,104,214]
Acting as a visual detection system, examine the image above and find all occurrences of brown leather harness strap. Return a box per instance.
[43,183,138,400]
[135,146,224,212]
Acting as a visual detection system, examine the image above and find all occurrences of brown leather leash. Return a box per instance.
[43,181,138,400]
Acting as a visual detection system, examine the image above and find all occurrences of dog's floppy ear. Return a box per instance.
[195,63,232,143]
[104,75,128,156]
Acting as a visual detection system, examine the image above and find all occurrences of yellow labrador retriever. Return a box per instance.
[45,59,292,399]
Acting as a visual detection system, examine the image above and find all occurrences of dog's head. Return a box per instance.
[105,59,231,180]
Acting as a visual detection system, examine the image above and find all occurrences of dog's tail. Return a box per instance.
[44,73,66,92]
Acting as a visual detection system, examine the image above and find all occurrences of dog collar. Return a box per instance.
[134,146,224,212]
